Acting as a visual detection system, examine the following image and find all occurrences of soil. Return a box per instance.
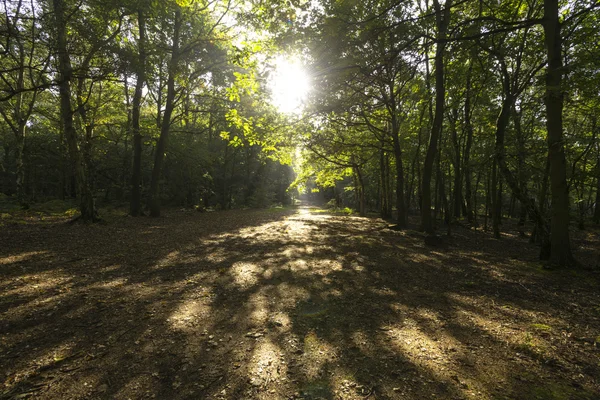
[1,206,599,400]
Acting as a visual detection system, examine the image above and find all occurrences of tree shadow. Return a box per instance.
[1,207,599,399]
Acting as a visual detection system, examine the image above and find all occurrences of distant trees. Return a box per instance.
[0,0,295,219]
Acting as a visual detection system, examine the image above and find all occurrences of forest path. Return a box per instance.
[1,207,599,400]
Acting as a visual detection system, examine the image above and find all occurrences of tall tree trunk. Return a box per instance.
[130,9,147,216]
[59,129,66,200]
[149,8,181,217]
[450,108,461,219]
[75,75,96,201]
[14,124,26,207]
[543,0,575,267]
[391,119,406,227]
[409,103,425,215]
[463,66,475,225]
[379,144,390,219]
[593,165,600,225]
[514,108,528,236]
[495,88,550,258]
[355,165,366,217]
[473,169,481,225]
[491,158,501,238]
[421,0,450,234]
[386,152,393,217]
[484,167,491,231]
[443,162,451,235]
[592,121,600,225]
[52,0,98,222]
[532,155,551,246]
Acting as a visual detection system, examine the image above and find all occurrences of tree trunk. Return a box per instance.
[593,122,600,225]
[52,0,98,222]
[409,103,425,215]
[491,158,501,238]
[464,67,475,225]
[543,0,575,267]
[421,0,450,234]
[379,144,391,219]
[15,124,26,207]
[149,8,181,217]
[593,167,600,225]
[355,165,366,217]
[450,108,462,219]
[130,9,147,216]
[484,167,490,231]
[495,92,550,258]
[514,108,528,236]
[391,120,406,227]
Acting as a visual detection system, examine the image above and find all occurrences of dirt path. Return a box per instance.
[1,207,599,399]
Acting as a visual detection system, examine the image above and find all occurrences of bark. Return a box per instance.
[149,8,181,217]
[52,0,98,222]
[542,0,575,267]
[130,9,147,217]
[421,0,450,234]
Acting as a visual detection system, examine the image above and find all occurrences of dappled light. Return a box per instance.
[1,207,599,399]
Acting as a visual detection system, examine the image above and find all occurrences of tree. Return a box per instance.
[50,0,99,221]
[421,0,451,235]
[0,0,50,207]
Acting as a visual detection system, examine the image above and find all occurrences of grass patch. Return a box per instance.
[30,199,74,214]
[530,323,552,332]
[311,207,354,215]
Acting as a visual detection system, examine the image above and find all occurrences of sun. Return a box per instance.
[269,56,311,114]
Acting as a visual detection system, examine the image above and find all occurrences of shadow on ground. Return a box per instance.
[1,206,599,399]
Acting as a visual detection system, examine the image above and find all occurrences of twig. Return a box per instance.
[518,282,531,292]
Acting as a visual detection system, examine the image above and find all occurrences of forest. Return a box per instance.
[1,0,600,399]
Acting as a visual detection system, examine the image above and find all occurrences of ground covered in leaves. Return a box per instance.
[1,205,599,400]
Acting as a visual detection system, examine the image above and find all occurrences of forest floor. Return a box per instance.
[1,204,600,400]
